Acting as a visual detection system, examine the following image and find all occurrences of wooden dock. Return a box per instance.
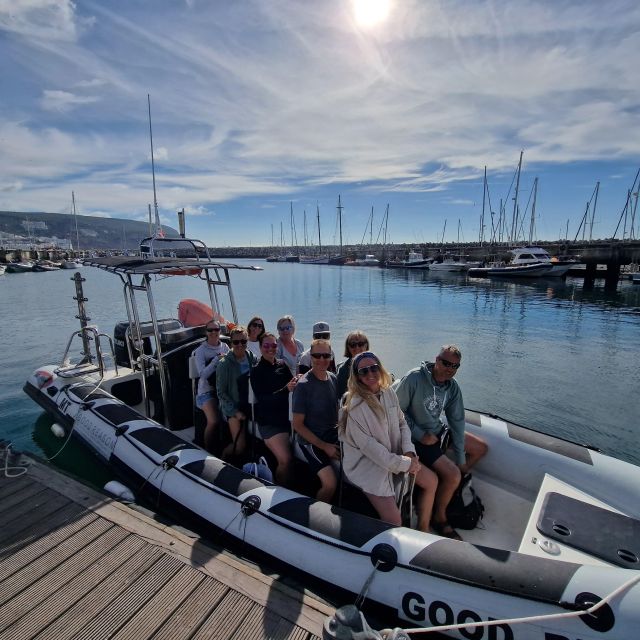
[0,456,333,639]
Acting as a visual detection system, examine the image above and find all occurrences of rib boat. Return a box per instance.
[24,234,640,639]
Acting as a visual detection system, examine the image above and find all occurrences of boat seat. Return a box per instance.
[537,492,640,568]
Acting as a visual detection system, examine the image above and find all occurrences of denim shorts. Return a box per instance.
[196,391,215,409]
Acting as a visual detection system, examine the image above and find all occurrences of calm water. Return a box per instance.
[1,263,639,476]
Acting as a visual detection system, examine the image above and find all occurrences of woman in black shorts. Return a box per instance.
[250,333,299,486]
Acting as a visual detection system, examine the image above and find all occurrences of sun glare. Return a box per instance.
[353,0,391,29]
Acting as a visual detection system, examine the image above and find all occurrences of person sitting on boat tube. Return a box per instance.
[193,319,230,453]
[394,345,488,540]
[216,326,258,461]
[297,321,337,375]
[292,338,340,502]
[339,351,437,531]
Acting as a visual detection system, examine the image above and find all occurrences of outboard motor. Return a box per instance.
[113,322,152,368]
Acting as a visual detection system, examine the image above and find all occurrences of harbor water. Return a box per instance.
[1,261,639,485]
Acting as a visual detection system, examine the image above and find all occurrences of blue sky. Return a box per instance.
[1,0,639,247]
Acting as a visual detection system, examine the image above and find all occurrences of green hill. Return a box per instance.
[0,210,179,251]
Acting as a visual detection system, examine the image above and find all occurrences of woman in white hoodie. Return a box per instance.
[339,352,437,532]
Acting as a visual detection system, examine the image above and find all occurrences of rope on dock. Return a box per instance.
[1,441,30,478]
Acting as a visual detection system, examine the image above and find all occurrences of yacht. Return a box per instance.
[510,247,576,277]
[403,250,432,269]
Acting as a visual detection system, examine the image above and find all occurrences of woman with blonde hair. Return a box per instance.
[275,314,304,375]
[339,351,437,531]
[335,330,369,398]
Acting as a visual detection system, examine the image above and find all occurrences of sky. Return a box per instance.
[1,0,639,247]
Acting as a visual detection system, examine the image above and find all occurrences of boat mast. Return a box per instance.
[511,150,523,245]
[71,191,80,253]
[589,181,600,241]
[480,166,487,245]
[528,177,538,245]
[337,195,343,255]
[317,203,322,254]
[147,94,162,237]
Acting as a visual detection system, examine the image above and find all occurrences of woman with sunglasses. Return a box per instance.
[335,330,369,399]
[275,315,304,376]
[246,316,266,358]
[339,351,437,533]
[250,332,299,486]
[216,326,258,461]
[193,319,230,452]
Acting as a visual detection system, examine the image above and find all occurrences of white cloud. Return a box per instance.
[40,89,100,112]
[0,0,88,42]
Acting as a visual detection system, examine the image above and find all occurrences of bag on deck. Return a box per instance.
[446,473,484,530]
[242,456,273,483]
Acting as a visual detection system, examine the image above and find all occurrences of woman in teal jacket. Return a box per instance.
[216,326,257,460]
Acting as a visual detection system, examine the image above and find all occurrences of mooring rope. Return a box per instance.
[1,442,29,478]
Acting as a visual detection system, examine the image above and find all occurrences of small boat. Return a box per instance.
[509,247,577,277]
[23,229,640,639]
[299,255,330,264]
[429,254,479,272]
[353,254,380,266]
[61,260,79,269]
[469,262,554,278]
[0,264,5,275]
[5,261,35,273]
[403,250,432,269]
[632,272,640,284]
[32,260,62,272]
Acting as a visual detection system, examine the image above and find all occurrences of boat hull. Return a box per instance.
[24,366,640,639]
[468,264,553,278]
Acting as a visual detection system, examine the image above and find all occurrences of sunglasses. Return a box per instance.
[357,364,380,376]
[439,358,460,370]
[206,327,221,332]
[310,352,332,359]
[232,339,248,345]
[348,341,367,348]
[314,332,330,339]
[278,325,293,331]
[261,343,277,349]
[250,322,264,328]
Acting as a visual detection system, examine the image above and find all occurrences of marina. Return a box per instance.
[2,230,636,638]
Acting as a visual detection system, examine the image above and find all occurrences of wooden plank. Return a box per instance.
[0,524,126,632]
[0,497,84,550]
[27,460,334,634]
[0,516,110,605]
[192,590,254,639]
[150,579,229,640]
[72,553,185,640]
[0,510,98,580]
[31,545,164,640]
[0,535,146,640]
[242,608,312,640]
[0,481,47,518]
[110,564,205,640]
[0,474,34,499]
[0,490,71,543]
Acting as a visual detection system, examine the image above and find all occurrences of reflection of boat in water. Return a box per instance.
[469,262,554,278]
[23,231,640,638]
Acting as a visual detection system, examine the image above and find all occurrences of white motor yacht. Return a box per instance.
[510,247,576,277]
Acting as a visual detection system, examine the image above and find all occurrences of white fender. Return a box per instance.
[51,423,66,438]
[103,480,135,502]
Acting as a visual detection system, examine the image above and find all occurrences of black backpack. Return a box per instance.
[446,473,484,530]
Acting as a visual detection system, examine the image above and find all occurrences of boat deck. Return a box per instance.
[0,455,331,640]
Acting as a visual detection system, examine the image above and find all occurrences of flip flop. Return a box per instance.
[432,520,462,541]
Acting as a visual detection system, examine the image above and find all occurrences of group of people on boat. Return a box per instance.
[193,315,488,539]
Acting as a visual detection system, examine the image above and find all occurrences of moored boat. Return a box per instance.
[0,264,5,275]
[509,247,577,277]
[468,262,554,278]
[5,261,35,273]
[23,232,640,639]
[429,254,479,272]
[403,250,432,269]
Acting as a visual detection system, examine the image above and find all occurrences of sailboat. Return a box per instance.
[299,204,329,264]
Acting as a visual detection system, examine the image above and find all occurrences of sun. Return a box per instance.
[353,0,391,29]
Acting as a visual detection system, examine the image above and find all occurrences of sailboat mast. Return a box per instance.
[71,191,80,253]
[317,203,322,254]
[147,94,160,229]
[480,166,487,245]
[590,181,600,241]
[337,195,343,254]
[529,177,538,245]
[511,150,523,244]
